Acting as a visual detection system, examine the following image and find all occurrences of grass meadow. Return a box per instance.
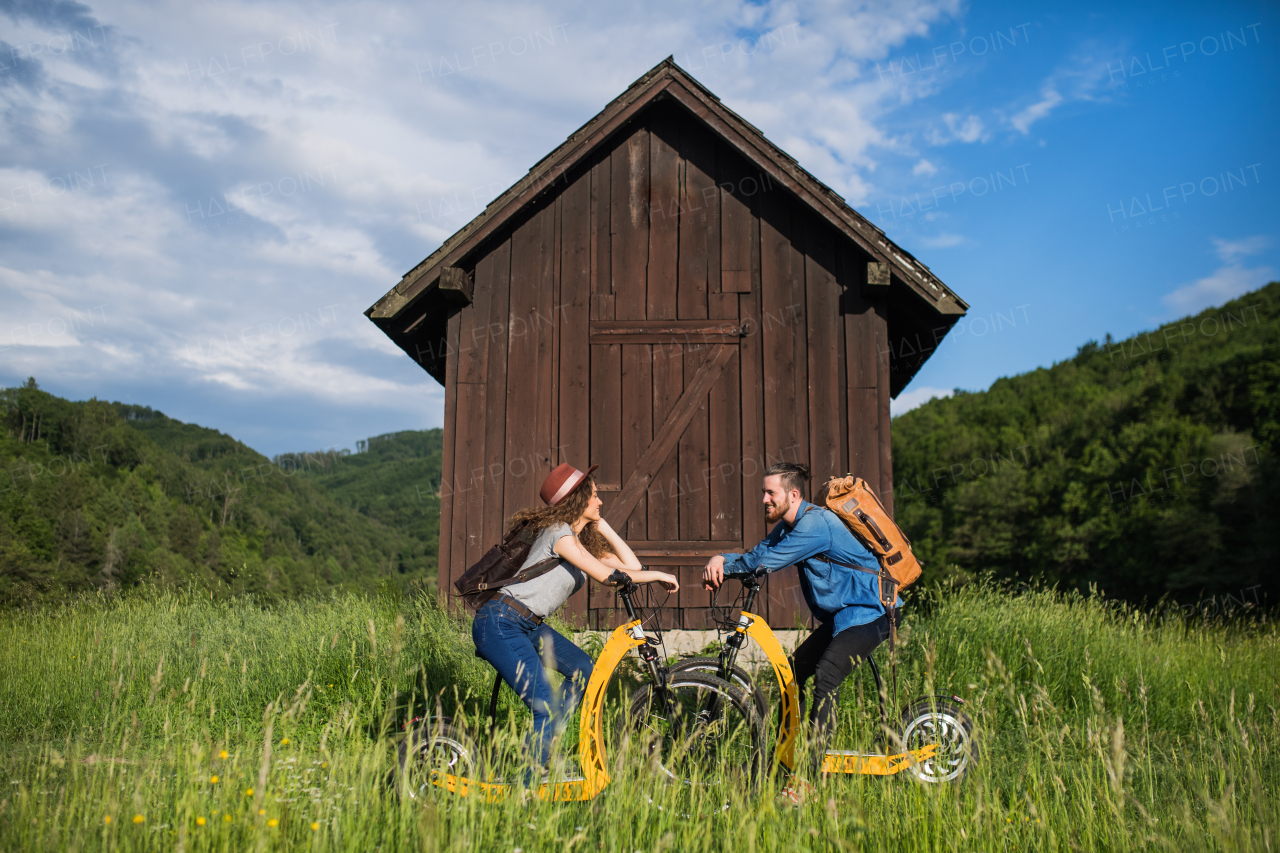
[0,583,1275,851]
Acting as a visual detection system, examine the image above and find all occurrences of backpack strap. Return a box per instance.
[811,552,881,576]
[806,504,899,600]
[800,506,877,571]
[482,556,562,591]
[463,556,562,610]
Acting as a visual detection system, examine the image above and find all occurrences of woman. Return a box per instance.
[472,462,678,778]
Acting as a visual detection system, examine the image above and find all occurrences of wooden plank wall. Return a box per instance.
[839,241,893,517]
[439,104,894,627]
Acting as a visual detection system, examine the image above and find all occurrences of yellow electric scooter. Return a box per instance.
[398,573,763,802]
[670,569,976,783]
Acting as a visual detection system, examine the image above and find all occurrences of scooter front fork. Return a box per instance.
[718,614,751,677]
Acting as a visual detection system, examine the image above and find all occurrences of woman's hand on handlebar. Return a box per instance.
[632,570,678,592]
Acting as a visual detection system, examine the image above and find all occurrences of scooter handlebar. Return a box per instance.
[605,570,638,594]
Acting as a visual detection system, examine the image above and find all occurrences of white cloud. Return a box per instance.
[1162,236,1274,316]
[945,113,985,142]
[891,386,952,417]
[915,232,964,248]
[0,0,978,452]
[1010,88,1062,134]
[1005,42,1118,134]
[912,158,937,176]
[926,112,986,145]
[1212,235,1270,264]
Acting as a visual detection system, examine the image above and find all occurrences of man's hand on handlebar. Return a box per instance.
[702,555,726,591]
[703,560,767,590]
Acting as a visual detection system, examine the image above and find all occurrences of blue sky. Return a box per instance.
[1,0,1276,455]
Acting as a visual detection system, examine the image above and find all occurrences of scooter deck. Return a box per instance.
[422,620,644,804]
[820,743,937,775]
[737,613,941,777]
[431,743,939,799]
[430,771,593,802]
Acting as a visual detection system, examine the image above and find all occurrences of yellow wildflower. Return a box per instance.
[132,815,145,824]
[210,775,219,784]
[245,788,253,796]
[281,738,290,745]
[259,809,266,816]
[268,818,279,828]
[103,816,112,824]
[311,822,320,831]
[196,816,206,826]
[223,815,232,823]
[219,750,229,759]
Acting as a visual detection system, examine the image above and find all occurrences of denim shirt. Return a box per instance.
[720,500,895,635]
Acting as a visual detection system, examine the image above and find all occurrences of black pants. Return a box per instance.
[789,610,899,771]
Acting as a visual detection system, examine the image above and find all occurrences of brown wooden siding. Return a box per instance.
[440,104,891,628]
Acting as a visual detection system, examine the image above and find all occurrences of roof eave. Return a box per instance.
[366,57,969,387]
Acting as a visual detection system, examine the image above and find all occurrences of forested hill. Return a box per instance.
[892,281,1279,605]
[6,281,1275,608]
[273,429,443,564]
[0,385,438,605]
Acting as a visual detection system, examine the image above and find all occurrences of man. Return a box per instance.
[702,462,900,786]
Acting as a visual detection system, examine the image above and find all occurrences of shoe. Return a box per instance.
[776,778,816,806]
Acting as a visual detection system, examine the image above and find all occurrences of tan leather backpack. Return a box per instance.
[817,475,923,607]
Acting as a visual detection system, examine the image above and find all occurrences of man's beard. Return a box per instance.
[765,495,791,524]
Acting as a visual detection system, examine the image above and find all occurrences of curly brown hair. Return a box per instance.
[507,474,614,559]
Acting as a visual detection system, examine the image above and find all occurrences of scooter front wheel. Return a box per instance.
[899,697,975,784]
[666,656,769,722]
[627,671,764,787]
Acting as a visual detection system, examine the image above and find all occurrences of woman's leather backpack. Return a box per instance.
[453,523,560,610]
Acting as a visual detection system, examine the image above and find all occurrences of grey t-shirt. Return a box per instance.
[503,522,587,618]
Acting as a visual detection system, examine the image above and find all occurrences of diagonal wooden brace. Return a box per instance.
[605,343,738,529]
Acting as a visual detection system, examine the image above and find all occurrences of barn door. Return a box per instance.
[583,320,749,628]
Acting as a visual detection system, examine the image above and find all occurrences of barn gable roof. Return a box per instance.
[367,57,967,393]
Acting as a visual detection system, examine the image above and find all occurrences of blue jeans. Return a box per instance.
[472,598,593,774]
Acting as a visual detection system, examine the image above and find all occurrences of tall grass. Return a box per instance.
[0,584,1274,851]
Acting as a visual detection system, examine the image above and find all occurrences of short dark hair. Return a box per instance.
[764,462,810,498]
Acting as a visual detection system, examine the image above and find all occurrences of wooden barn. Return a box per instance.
[366,58,967,629]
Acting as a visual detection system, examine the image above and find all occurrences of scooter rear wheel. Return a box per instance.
[397,717,480,797]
